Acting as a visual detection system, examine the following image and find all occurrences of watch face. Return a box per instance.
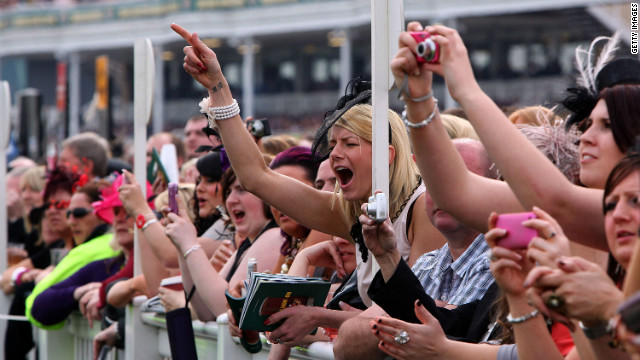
[136,214,146,229]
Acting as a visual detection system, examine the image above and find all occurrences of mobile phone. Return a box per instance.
[495,212,537,249]
[168,182,179,215]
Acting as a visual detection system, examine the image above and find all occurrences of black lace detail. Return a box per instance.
[391,176,422,223]
[350,222,368,263]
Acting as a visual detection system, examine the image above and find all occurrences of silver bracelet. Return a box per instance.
[402,98,439,129]
[397,73,434,102]
[506,309,540,324]
[140,218,158,232]
[183,244,202,259]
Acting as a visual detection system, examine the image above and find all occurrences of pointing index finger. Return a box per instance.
[171,23,193,45]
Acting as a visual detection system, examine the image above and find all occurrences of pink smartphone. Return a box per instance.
[495,212,537,249]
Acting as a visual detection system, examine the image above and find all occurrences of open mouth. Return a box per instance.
[335,167,353,187]
[232,210,246,223]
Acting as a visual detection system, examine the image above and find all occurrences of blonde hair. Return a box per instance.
[332,104,419,224]
[20,166,46,233]
[261,134,300,156]
[509,106,561,126]
[441,114,479,140]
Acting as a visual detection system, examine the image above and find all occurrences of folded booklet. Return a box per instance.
[226,272,331,332]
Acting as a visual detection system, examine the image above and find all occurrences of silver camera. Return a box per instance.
[366,193,388,223]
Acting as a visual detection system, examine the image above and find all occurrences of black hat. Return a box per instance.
[196,151,224,182]
[595,58,640,90]
[311,78,372,162]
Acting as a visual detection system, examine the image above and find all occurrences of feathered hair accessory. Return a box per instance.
[562,32,640,128]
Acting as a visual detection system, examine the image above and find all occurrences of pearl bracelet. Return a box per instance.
[402,98,439,129]
[199,97,241,129]
[506,309,540,324]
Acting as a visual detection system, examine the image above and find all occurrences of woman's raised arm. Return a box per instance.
[396,22,606,250]
[171,23,350,240]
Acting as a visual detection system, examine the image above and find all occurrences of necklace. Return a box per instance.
[391,175,422,223]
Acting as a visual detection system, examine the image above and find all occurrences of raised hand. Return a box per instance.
[485,212,534,298]
[525,206,572,268]
[171,23,223,91]
[164,191,198,252]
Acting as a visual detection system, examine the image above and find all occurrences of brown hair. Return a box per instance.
[221,154,274,222]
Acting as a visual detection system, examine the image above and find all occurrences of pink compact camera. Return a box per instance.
[409,32,440,64]
[495,212,537,249]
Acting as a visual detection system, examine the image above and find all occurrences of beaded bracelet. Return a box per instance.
[402,98,439,129]
[199,97,241,129]
[506,309,540,324]
[183,244,203,259]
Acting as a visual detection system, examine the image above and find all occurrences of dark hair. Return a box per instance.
[269,146,319,184]
[75,180,107,203]
[599,85,640,153]
[602,154,640,283]
[221,155,274,222]
[43,167,79,201]
[603,153,640,212]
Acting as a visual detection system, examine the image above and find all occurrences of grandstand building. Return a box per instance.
[0,0,633,138]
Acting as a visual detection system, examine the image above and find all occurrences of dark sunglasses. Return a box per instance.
[66,208,93,219]
[46,200,70,210]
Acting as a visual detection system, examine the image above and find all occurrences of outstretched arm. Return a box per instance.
[171,23,350,240]
[391,23,524,235]
[413,23,605,250]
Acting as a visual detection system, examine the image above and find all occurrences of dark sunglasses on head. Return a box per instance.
[66,208,93,219]
[46,200,70,210]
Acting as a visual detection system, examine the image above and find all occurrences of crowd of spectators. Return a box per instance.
[4,21,640,360]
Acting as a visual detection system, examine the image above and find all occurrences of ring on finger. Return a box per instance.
[546,293,566,312]
[546,231,557,240]
[486,250,498,262]
[276,338,283,344]
[394,330,410,344]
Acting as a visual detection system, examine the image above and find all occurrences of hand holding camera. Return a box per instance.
[366,192,388,223]
[409,32,440,64]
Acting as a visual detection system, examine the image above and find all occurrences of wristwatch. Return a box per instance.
[579,321,611,339]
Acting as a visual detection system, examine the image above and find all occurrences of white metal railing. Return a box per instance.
[36,309,335,359]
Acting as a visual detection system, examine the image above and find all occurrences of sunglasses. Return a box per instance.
[112,207,131,220]
[66,208,93,219]
[46,200,70,210]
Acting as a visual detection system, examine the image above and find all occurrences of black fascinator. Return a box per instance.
[562,32,640,128]
[311,78,372,162]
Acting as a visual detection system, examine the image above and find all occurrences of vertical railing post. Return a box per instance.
[370,0,404,273]
[126,38,158,360]
[0,80,11,352]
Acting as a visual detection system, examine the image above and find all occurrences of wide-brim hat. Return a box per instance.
[92,173,154,224]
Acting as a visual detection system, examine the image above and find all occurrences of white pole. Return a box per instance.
[242,37,255,118]
[371,0,403,274]
[127,38,156,360]
[0,81,11,352]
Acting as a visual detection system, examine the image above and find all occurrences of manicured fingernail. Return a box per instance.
[375,330,379,335]
[416,300,422,306]
[380,341,384,346]
[263,319,270,325]
[372,324,377,329]
[377,318,382,323]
